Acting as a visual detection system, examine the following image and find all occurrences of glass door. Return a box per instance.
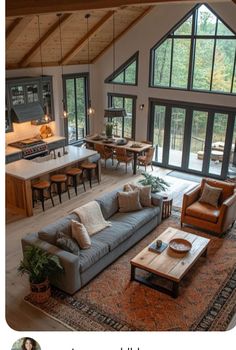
[168,107,186,167]
[153,105,166,163]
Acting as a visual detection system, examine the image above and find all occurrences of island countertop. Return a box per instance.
[6,146,97,180]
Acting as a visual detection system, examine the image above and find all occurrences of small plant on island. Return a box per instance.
[138,171,170,193]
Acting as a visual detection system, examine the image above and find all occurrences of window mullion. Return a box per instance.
[74,78,78,141]
[187,10,197,90]
[209,21,218,91]
[169,38,174,87]
[230,50,236,93]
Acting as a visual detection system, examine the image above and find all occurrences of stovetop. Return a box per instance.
[9,138,45,149]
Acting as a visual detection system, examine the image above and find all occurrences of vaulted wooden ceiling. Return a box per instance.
[6,5,153,70]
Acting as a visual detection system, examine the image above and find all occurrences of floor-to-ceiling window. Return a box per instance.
[63,73,89,144]
[148,99,236,179]
[107,93,136,139]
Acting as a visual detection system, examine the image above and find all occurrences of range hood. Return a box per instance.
[11,102,44,123]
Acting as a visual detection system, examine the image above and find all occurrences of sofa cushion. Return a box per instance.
[92,220,134,251]
[118,190,142,213]
[186,202,220,223]
[71,220,91,249]
[95,188,121,219]
[56,231,80,255]
[38,213,79,245]
[112,206,160,232]
[79,239,109,272]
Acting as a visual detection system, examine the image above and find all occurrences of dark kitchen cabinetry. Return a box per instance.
[6,76,54,132]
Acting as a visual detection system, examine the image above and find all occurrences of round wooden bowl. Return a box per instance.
[169,238,192,253]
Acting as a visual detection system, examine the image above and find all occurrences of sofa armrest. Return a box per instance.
[21,233,81,294]
[151,193,163,207]
[182,185,201,215]
[218,192,236,231]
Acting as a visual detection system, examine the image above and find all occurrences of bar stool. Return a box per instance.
[32,180,54,212]
[50,174,70,204]
[81,162,100,188]
[66,168,86,195]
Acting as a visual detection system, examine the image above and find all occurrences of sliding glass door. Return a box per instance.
[148,99,236,179]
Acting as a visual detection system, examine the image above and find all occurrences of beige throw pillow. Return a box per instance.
[71,220,91,249]
[118,190,142,213]
[199,183,222,207]
[123,183,152,207]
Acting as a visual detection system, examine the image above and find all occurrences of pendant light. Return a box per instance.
[85,14,95,117]
[58,13,67,118]
[38,15,50,123]
[104,12,126,119]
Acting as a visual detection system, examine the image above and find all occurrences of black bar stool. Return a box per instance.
[66,168,86,195]
[81,162,100,188]
[50,174,70,203]
[32,180,54,211]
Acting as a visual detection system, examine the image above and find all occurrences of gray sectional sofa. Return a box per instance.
[22,188,163,294]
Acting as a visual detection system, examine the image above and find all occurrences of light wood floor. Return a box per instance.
[5,164,235,331]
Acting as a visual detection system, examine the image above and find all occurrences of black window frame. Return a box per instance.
[62,72,90,145]
[107,92,137,139]
[149,4,236,96]
[105,51,139,86]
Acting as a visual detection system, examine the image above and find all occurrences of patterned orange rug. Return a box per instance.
[25,210,236,331]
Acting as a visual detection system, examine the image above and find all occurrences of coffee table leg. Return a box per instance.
[202,247,208,257]
[131,265,135,281]
[172,282,179,298]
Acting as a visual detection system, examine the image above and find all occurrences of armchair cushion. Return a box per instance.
[199,183,222,207]
[186,202,220,223]
[201,178,235,204]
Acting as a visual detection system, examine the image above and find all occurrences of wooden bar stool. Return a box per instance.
[50,174,70,204]
[66,168,86,195]
[32,180,54,212]
[81,162,100,188]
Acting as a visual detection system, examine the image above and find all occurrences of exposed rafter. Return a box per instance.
[92,6,153,63]
[6,0,193,17]
[60,10,114,65]
[6,16,34,50]
[19,13,73,68]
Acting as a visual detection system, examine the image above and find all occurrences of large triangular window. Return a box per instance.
[150,4,236,94]
[105,51,138,86]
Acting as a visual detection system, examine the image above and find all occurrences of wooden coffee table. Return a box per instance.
[130,227,210,298]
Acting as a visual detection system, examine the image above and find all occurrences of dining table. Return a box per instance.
[85,136,152,175]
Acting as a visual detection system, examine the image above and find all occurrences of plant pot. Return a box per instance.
[30,278,51,304]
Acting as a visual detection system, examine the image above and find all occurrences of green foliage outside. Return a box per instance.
[153,5,236,94]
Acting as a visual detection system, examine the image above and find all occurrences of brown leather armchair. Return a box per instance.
[181,178,236,235]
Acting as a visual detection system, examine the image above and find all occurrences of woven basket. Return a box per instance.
[30,278,51,304]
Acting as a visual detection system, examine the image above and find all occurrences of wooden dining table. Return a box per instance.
[85,136,152,175]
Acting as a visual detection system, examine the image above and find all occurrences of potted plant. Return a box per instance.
[138,171,170,193]
[18,245,63,303]
[105,122,113,138]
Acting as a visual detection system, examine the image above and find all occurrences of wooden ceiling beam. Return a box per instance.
[19,13,73,68]
[92,6,153,63]
[6,0,193,17]
[61,10,114,65]
[6,16,34,49]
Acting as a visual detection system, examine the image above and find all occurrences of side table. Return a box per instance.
[162,196,173,219]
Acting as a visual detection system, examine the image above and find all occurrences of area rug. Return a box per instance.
[25,210,236,331]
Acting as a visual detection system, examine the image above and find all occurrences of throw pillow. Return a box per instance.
[123,183,152,207]
[118,190,142,213]
[199,183,222,207]
[56,231,80,255]
[71,220,91,249]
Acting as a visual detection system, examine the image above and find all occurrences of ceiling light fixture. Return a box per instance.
[104,11,126,119]
[58,13,67,118]
[38,15,50,123]
[85,14,95,117]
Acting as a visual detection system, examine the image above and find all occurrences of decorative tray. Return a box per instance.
[169,238,192,253]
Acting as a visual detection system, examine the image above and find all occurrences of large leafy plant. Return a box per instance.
[18,246,63,284]
[138,172,170,193]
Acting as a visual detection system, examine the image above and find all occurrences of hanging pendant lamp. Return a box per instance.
[85,14,95,117]
[58,13,67,118]
[104,12,126,119]
[38,15,50,123]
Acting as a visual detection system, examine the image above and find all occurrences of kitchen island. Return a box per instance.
[6,146,99,217]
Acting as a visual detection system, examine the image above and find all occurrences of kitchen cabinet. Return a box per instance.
[6,76,55,132]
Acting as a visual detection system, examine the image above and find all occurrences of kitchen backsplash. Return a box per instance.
[5,121,56,144]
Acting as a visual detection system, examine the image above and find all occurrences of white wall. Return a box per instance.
[6,1,236,143]
[92,1,236,141]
